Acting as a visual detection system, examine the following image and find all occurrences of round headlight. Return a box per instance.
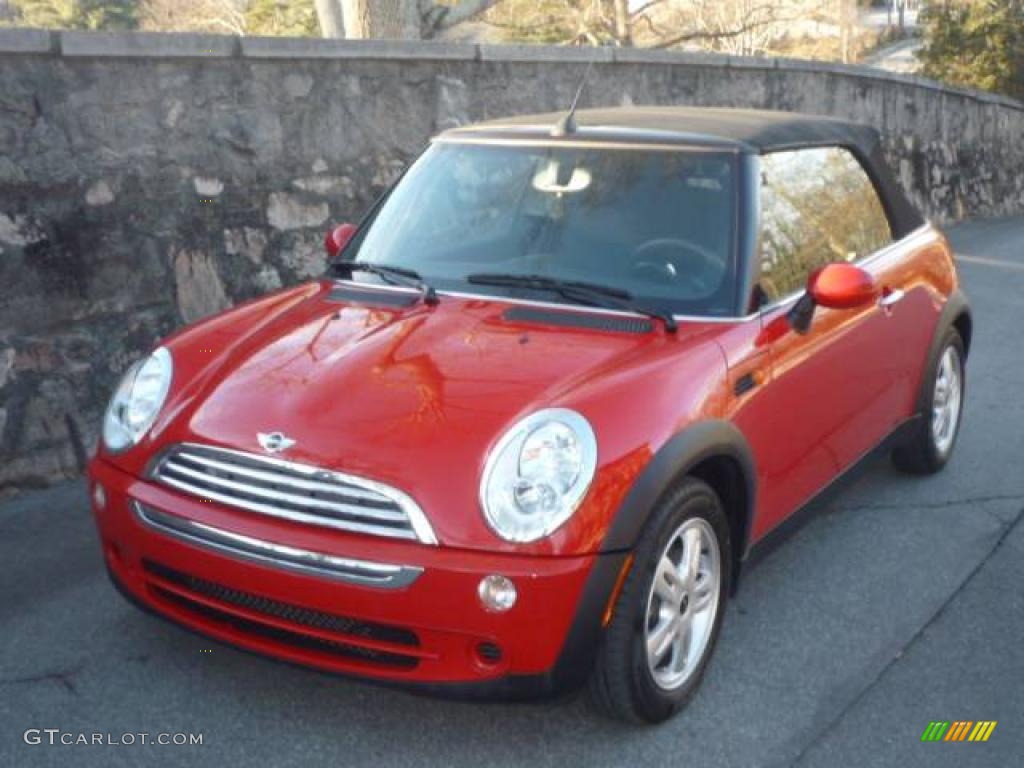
[101,347,173,453]
[480,408,597,543]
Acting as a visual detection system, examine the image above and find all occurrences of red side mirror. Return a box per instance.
[324,223,357,259]
[807,263,878,310]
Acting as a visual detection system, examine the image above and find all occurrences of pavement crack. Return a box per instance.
[785,507,1024,767]
[0,663,85,695]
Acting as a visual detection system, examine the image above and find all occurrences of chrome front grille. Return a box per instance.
[151,443,436,544]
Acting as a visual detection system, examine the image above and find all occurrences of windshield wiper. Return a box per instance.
[466,273,676,333]
[331,261,439,306]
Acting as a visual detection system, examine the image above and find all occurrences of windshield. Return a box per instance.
[340,142,739,316]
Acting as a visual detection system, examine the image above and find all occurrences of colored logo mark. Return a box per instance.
[921,721,997,742]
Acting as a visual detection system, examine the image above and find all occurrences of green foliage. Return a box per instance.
[10,0,138,29]
[245,0,317,37]
[919,0,1024,100]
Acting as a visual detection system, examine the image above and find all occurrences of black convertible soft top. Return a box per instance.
[442,106,925,237]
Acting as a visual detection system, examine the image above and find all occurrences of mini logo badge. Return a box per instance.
[257,432,296,454]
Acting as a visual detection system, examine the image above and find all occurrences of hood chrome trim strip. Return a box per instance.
[132,501,423,589]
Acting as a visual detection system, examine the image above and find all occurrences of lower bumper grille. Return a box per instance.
[142,560,422,670]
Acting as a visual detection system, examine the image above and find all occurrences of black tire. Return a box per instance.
[588,477,731,724]
[892,327,966,475]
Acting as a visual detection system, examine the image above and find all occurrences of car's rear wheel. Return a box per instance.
[893,327,965,474]
[588,477,730,724]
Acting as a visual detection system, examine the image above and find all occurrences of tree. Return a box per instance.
[918,0,1024,100]
[837,0,856,63]
[612,0,629,46]
[10,0,137,29]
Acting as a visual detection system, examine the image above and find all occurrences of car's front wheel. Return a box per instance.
[588,477,730,723]
[893,327,965,474]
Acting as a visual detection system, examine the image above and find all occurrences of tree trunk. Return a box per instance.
[613,0,632,46]
[314,0,345,38]
[339,0,418,39]
[838,0,853,64]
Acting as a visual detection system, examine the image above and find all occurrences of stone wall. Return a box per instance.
[1,29,1022,490]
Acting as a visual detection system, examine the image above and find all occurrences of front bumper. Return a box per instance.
[89,457,625,698]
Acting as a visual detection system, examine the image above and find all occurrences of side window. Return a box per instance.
[758,147,893,302]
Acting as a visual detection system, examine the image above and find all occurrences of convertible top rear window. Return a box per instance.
[341,142,738,317]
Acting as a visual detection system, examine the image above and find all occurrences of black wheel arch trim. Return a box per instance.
[600,420,757,561]
[937,290,966,354]
[935,289,972,357]
[919,289,971,411]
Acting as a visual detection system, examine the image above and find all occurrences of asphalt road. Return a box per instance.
[2,217,1023,768]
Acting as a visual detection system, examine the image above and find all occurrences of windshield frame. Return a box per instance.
[331,137,749,320]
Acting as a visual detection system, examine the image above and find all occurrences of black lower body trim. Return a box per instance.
[741,417,919,573]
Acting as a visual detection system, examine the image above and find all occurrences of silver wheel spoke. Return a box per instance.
[648,616,678,661]
[691,580,715,613]
[930,346,963,457]
[654,555,683,603]
[682,527,703,588]
[671,616,693,670]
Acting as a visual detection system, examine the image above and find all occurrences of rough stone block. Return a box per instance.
[267,192,329,231]
[173,249,231,324]
[85,180,115,206]
[0,347,14,389]
[0,213,45,246]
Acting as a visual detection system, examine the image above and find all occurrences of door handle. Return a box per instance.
[878,288,905,308]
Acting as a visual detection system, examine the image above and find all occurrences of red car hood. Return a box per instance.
[147,282,720,552]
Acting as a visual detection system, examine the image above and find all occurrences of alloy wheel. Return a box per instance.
[931,345,963,458]
[643,517,721,691]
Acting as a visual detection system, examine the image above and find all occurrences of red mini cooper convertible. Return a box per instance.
[89,107,970,723]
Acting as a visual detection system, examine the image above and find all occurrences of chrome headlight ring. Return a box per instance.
[480,408,598,543]
[101,347,173,453]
